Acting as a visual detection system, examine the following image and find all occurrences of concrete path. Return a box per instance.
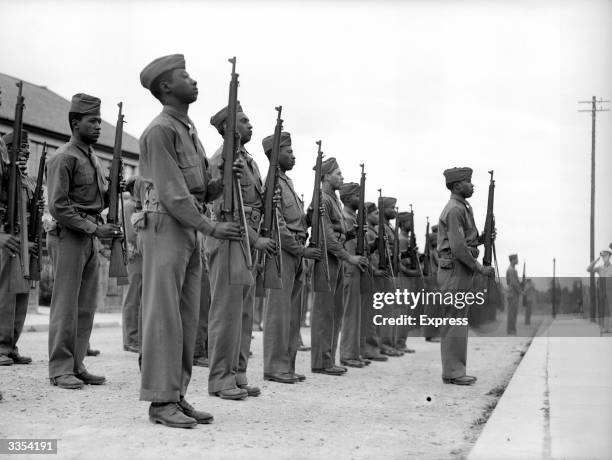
[469,316,612,460]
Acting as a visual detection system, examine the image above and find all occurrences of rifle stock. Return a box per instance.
[108,103,128,282]
[310,141,330,292]
[28,142,47,282]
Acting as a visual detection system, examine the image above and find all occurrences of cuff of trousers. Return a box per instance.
[235,372,248,387]
[140,388,181,402]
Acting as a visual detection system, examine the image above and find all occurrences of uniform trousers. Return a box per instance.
[206,238,256,393]
[48,227,100,378]
[361,272,382,356]
[263,250,304,375]
[437,261,474,379]
[311,255,344,369]
[122,255,142,348]
[194,262,211,359]
[506,294,518,335]
[0,249,29,356]
[340,263,361,361]
[139,214,201,402]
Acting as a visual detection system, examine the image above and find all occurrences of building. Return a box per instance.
[0,72,139,177]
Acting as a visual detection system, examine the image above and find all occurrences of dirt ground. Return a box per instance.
[0,322,534,460]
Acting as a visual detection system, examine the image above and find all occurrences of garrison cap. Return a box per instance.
[600,248,612,256]
[262,131,291,157]
[365,202,377,214]
[69,93,101,115]
[431,224,438,233]
[339,182,359,200]
[381,197,397,209]
[509,254,518,262]
[443,167,473,185]
[210,101,244,135]
[397,212,412,224]
[140,54,186,90]
[315,157,339,175]
[2,130,28,146]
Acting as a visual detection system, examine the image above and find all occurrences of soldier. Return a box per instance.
[138,54,244,427]
[121,176,141,353]
[193,235,211,368]
[522,278,534,326]
[46,94,118,389]
[0,131,35,367]
[360,202,388,362]
[338,182,368,368]
[424,224,441,342]
[436,167,494,385]
[206,102,275,400]
[506,254,521,335]
[310,158,368,376]
[262,131,321,384]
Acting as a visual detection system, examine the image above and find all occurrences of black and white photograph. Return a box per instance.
[0,0,611,458]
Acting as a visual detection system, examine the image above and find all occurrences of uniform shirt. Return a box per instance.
[437,193,483,274]
[506,265,521,297]
[47,138,108,235]
[139,106,222,235]
[321,189,349,261]
[367,222,380,270]
[276,170,307,257]
[590,263,612,278]
[342,206,357,255]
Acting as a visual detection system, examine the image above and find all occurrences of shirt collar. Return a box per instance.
[450,193,470,208]
[344,206,356,217]
[163,105,192,129]
[69,136,93,156]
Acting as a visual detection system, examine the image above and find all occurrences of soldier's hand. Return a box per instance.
[37,198,45,213]
[211,222,242,240]
[17,157,28,174]
[373,268,385,276]
[272,186,282,208]
[95,223,122,239]
[0,234,20,253]
[28,241,38,258]
[303,247,322,261]
[232,158,245,179]
[481,266,495,278]
[348,255,369,271]
[254,236,276,256]
[491,227,497,242]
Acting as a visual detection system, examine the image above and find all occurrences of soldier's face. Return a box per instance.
[278,145,295,171]
[76,115,102,144]
[168,69,198,104]
[457,179,474,198]
[384,207,396,220]
[327,168,343,190]
[602,252,611,263]
[367,210,378,225]
[349,193,360,208]
[236,112,253,144]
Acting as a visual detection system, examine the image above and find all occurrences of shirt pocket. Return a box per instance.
[74,170,95,186]
[177,154,204,193]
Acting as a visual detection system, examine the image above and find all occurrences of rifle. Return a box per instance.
[408,204,425,283]
[392,205,401,275]
[483,170,496,270]
[423,216,431,277]
[6,81,29,278]
[309,140,330,292]
[27,142,47,282]
[108,103,128,284]
[221,57,253,286]
[255,106,284,296]
[377,189,395,281]
[521,261,526,289]
[356,163,372,294]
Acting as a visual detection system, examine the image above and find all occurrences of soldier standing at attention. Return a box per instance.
[206,102,275,400]
[262,131,321,384]
[0,132,35,367]
[436,167,494,386]
[339,182,368,368]
[506,254,521,335]
[138,54,243,427]
[46,94,119,389]
[311,158,368,376]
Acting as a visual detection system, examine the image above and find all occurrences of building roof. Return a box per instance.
[0,72,139,157]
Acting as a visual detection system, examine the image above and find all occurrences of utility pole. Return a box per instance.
[578,96,609,322]
[552,258,556,319]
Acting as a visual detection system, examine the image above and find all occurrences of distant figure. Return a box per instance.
[587,248,612,333]
[506,254,521,335]
[523,279,535,325]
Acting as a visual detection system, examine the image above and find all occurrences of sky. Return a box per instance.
[1,0,611,277]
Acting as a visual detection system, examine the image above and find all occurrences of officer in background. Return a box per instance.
[138,54,242,427]
[46,94,119,389]
[506,254,521,335]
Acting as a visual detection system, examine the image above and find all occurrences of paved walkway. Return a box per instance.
[469,315,612,460]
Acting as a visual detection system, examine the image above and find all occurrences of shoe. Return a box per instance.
[86,348,100,357]
[149,403,197,429]
[402,348,416,354]
[442,375,477,385]
[252,324,262,332]
[75,371,106,385]
[0,354,14,366]
[193,356,209,367]
[50,374,84,389]
[177,398,213,424]
[264,373,298,384]
[123,345,140,353]
[363,353,388,362]
[336,365,348,373]
[425,337,441,343]
[340,359,364,368]
[360,358,372,366]
[213,388,248,400]
[292,373,306,382]
[312,367,344,376]
[380,348,402,357]
[238,384,261,397]
[298,345,311,352]
[8,351,32,364]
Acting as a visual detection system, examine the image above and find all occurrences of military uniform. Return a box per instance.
[46,95,109,381]
[437,167,485,381]
[193,233,211,365]
[0,133,34,365]
[262,132,308,379]
[506,255,520,335]
[206,106,263,395]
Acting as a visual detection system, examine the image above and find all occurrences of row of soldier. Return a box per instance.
[0,54,496,427]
